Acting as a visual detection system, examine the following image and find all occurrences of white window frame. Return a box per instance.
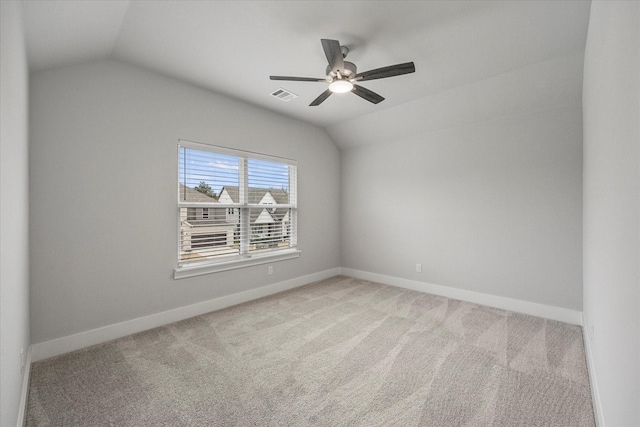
[174,140,300,279]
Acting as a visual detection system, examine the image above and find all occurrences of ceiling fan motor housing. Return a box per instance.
[326,61,357,80]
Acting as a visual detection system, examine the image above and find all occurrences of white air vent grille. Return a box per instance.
[270,88,298,102]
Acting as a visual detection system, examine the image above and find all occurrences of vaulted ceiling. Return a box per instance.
[21,1,591,149]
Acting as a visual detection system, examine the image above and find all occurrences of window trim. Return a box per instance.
[174,248,301,279]
[174,140,299,279]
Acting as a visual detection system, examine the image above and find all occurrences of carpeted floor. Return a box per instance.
[26,276,595,426]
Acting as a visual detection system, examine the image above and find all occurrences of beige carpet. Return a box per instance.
[26,276,595,426]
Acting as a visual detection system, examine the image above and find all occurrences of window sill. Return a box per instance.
[173,249,301,279]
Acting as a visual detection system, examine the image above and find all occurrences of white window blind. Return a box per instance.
[177,141,297,271]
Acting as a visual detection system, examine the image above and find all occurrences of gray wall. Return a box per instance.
[0,1,30,426]
[341,105,583,310]
[29,59,340,344]
[583,2,640,425]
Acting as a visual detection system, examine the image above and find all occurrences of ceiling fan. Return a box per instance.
[270,39,415,106]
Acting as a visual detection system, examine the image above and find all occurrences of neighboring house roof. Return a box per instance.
[219,186,239,203]
[219,186,291,225]
[220,186,289,204]
[179,184,227,228]
[179,183,218,203]
[251,207,290,224]
[270,208,289,222]
[261,188,289,205]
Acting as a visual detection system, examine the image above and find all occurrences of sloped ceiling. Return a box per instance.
[21,1,591,150]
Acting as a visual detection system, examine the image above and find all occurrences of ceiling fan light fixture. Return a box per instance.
[329,79,353,93]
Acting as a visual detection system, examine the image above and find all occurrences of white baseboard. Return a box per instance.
[340,268,583,325]
[31,268,340,362]
[16,346,32,427]
[582,313,605,427]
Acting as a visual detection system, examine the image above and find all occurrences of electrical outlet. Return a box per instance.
[416,263,422,273]
[268,265,273,275]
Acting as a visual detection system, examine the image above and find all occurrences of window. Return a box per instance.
[175,140,299,278]
[187,207,196,221]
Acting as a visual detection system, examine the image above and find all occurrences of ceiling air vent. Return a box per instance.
[270,88,298,102]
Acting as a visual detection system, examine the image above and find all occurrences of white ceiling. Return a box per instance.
[21,1,591,149]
